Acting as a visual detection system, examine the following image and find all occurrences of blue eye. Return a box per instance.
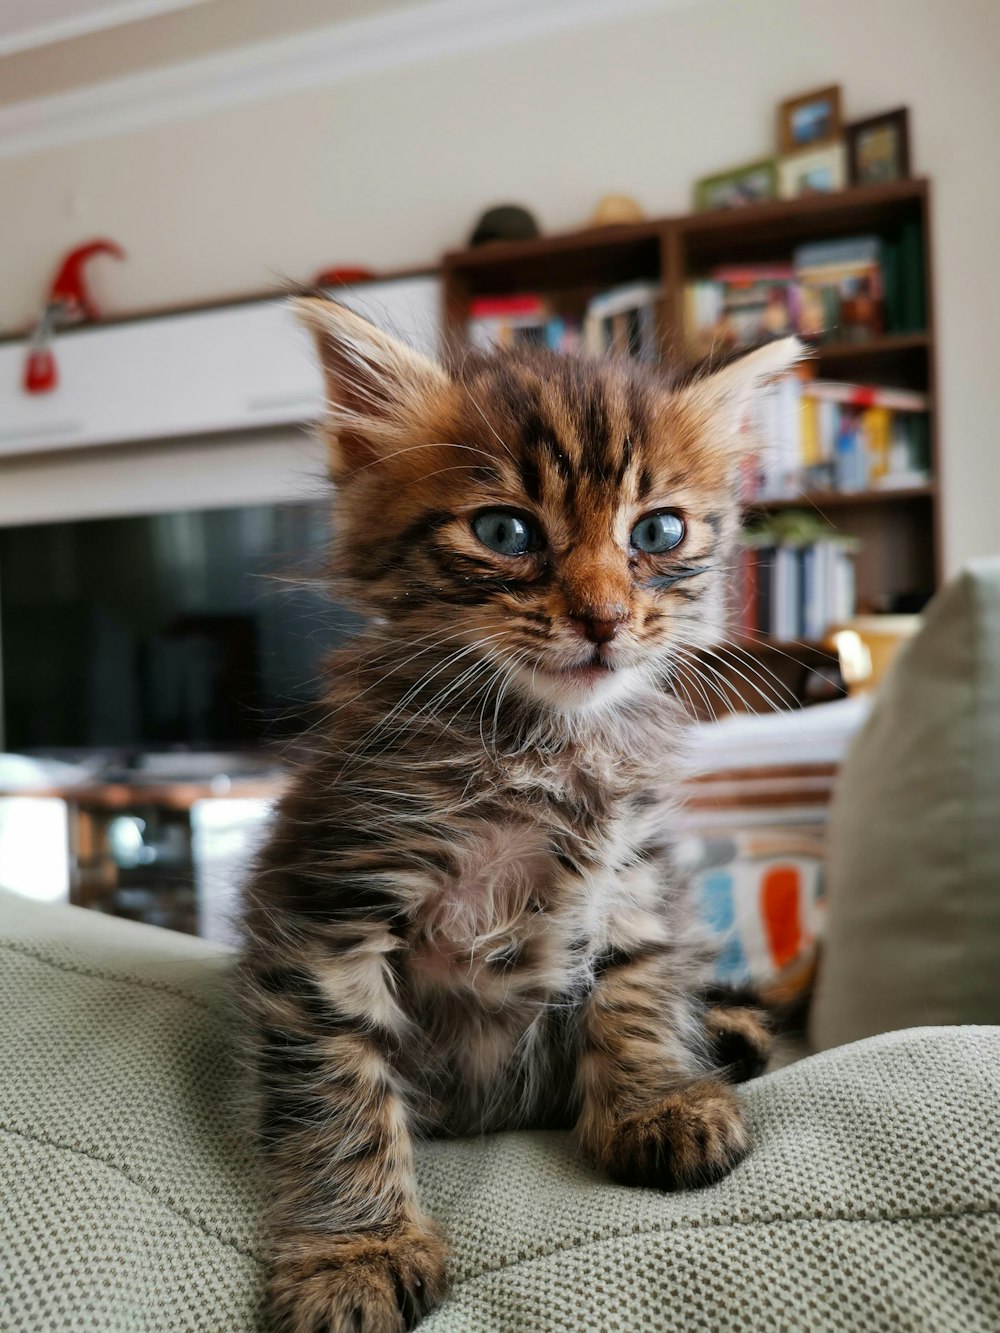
[472,510,538,556]
[630,511,686,554]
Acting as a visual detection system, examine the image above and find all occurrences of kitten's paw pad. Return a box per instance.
[269,1223,448,1333]
[706,1004,773,1082]
[606,1081,750,1191]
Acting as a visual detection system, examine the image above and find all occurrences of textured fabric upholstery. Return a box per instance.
[1,888,997,1331]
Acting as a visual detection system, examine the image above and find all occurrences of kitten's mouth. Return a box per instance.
[547,652,616,681]
[517,651,637,711]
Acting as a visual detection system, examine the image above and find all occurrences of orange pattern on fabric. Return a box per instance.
[761,865,802,969]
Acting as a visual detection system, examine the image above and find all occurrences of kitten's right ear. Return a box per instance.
[674,336,806,449]
[294,297,450,480]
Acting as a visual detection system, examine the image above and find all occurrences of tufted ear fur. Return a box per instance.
[294,297,451,480]
[675,336,806,448]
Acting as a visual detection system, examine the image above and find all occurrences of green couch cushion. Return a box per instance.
[811,558,1000,1051]
[1,888,998,1331]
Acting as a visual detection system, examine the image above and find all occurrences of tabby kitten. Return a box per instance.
[241,299,801,1333]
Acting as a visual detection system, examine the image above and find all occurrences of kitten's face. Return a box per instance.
[298,300,799,715]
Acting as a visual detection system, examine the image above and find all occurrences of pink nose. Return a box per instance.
[569,606,629,644]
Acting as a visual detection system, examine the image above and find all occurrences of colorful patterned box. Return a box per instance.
[678,697,870,1003]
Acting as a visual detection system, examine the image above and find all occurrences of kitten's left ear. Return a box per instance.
[294,296,450,479]
[676,337,806,446]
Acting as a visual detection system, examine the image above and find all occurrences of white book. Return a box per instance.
[778,375,803,494]
[806,381,930,412]
[773,547,801,641]
[586,282,662,319]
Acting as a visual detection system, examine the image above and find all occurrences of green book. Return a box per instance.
[881,236,902,333]
[898,219,926,332]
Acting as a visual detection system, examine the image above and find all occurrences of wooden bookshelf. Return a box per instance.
[751,484,936,510]
[442,180,939,706]
[813,332,930,359]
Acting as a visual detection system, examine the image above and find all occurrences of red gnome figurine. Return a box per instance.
[23,239,126,394]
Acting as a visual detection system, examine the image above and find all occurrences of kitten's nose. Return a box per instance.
[569,606,629,644]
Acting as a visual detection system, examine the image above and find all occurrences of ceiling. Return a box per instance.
[0,0,424,107]
[0,0,686,152]
[0,0,211,57]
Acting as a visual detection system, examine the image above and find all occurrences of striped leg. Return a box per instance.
[702,983,774,1083]
[576,946,751,1191]
[248,954,447,1333]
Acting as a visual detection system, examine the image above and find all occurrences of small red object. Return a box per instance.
[313,265,375,288]
[22,238,126,395]
[49,239,126,322]
[23,345,58,394]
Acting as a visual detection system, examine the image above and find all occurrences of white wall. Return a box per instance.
[0,0,997,571]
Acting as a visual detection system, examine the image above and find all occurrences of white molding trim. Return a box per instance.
[0,428,326,527]
[0,0,698,160]
[0,0,209,59]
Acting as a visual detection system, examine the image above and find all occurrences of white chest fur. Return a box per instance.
[408,798,663,997]
[412,823,550,981]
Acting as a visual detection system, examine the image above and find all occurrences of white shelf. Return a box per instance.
[0,275,440,457]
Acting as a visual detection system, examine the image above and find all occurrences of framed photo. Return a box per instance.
[694,158,777,212]
[846,108,911,186]
[778,143,847,199]
[777,85,842,154]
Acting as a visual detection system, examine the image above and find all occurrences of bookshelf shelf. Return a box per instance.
[811,333,931,385]
[676,179,928,265]
[812,333,930,361]
[443,225,661,302]
[750,484,936,511]
[730,636,835,658]
[440,179,939,708]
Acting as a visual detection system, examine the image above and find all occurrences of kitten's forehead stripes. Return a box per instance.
[461,355,649,507]
[614,435,635,489]
[518,452,543,504]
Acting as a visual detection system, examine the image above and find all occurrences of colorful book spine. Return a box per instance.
[737,534,859,643]
[583,282,662,361]
[744,377,931,499]
[684,231,926,349]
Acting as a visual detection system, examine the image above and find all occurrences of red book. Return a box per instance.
[469,294,546,319]
[732,547,759,639]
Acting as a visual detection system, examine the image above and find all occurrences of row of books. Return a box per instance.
[733,537,858,643]
[685,226,926,354]
[467,282,661,360]
[746,375,931,500]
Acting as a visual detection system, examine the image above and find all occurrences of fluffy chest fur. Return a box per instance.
[248,667,688,1124]
[407,768,669,1002]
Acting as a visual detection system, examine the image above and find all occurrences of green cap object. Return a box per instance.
[468,205,540,246]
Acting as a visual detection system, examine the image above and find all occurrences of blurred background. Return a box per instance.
[0,0,997,962]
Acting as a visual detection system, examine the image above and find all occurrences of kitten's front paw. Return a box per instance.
[705,1003,773,1082]
[268,1222,448,1333]
[605,1080,750,1191]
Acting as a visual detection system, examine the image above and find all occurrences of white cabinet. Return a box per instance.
[0,275,440,457]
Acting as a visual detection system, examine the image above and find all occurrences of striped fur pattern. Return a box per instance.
[241,301,799,1332]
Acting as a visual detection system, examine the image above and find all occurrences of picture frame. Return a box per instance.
[777,84,843,155]
[778,143,847,200]
[693,158,778,212]
[846,108,911,187]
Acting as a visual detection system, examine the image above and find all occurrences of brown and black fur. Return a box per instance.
[240,301,798,1332]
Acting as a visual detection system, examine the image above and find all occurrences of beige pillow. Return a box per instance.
[810,557,1000,1050]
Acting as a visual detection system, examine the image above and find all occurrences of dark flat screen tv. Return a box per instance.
[0,501,360,755]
